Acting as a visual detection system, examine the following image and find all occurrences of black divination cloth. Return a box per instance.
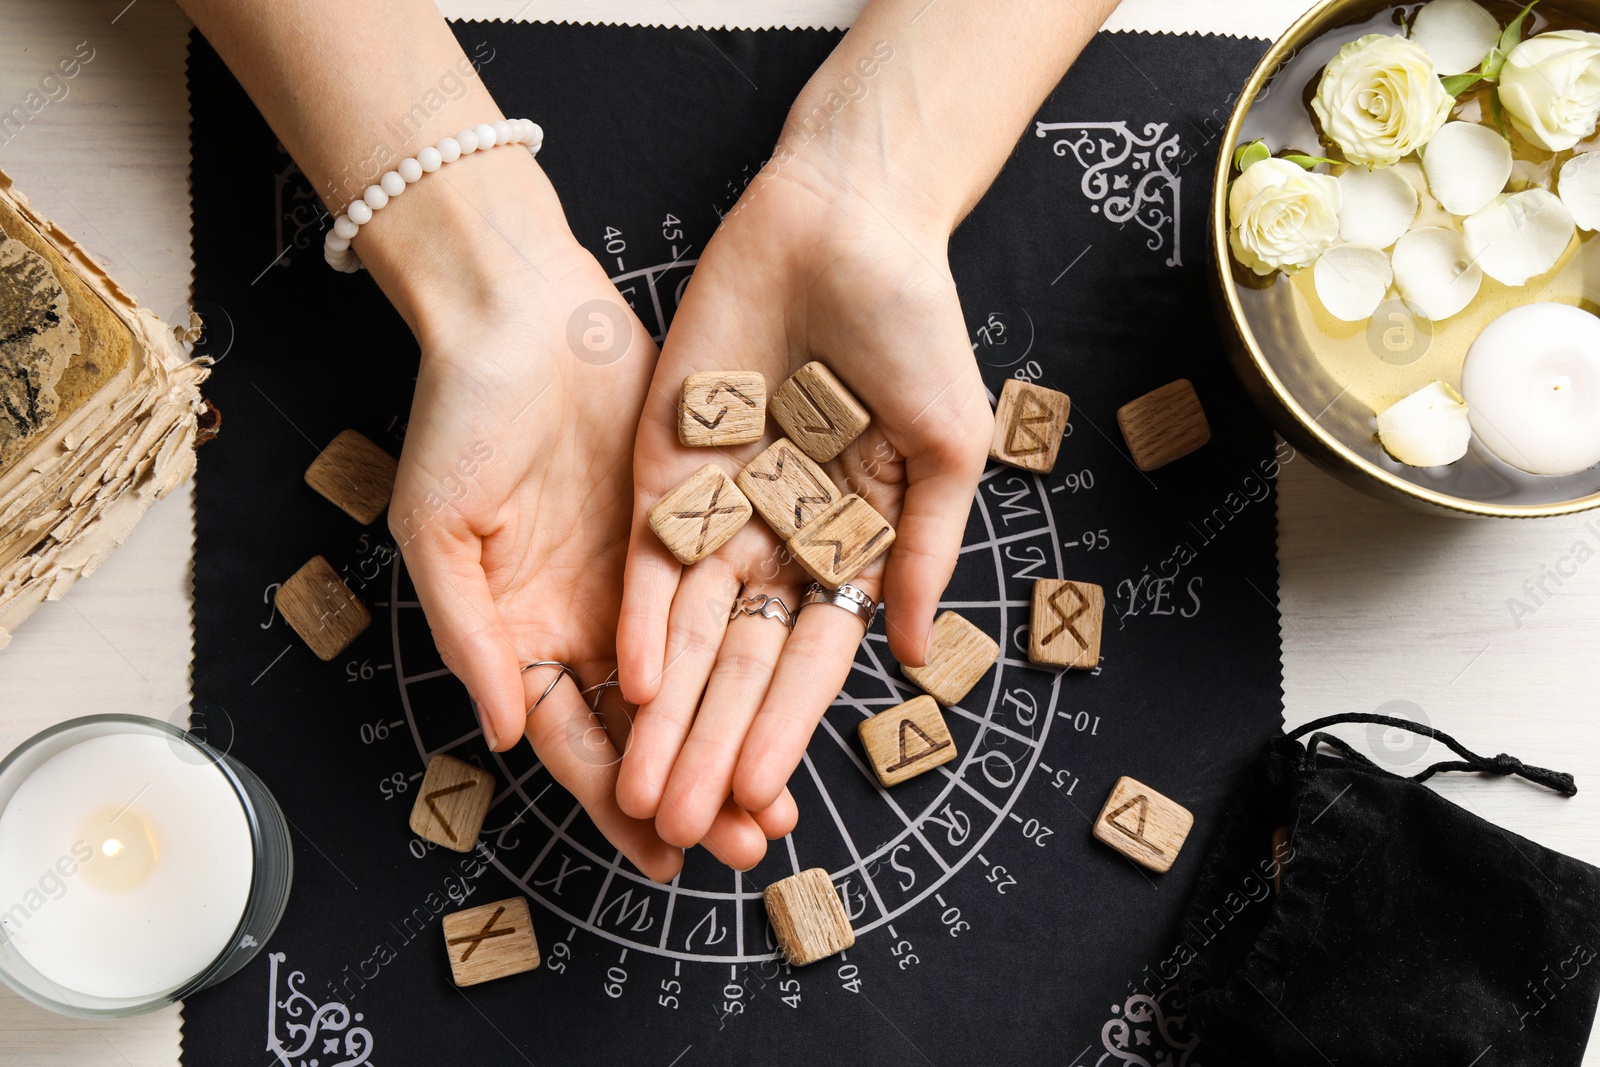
[186,23,1277,1066]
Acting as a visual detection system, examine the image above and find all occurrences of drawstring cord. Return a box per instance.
[1286,713,1577,797]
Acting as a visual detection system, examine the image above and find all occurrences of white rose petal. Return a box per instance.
[1337,165,1420,247]
[1558,151,1600,230]
[1395,159,1457,226]
[1376,381,1472,466]
[1228,157,1343,275]
[1499,30,1600,152]
[1463,188,1575,285]
[1314,243,1394,321]
[1392,226,1483,319]
[1421,121,1514,215]
[1411,0,1502,75]
[1312,34,1455,167]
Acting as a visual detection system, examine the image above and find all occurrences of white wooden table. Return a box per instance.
[3,0,1596,1062]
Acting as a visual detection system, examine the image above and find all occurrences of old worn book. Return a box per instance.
[0,169,208,645]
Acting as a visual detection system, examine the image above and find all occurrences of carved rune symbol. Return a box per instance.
[883,717,953,773]
[745,445,833,526]
[1105,794,1163,855]
[792,380,837,435]
[689,382,759,430]
[447,905,516,961]
[807,507,890,571]
[1041,583,1089,649]
[424,780,475,841]
[1005,393,1054,456]
[673,481,743,555]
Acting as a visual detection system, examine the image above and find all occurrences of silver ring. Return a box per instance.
[580,667,621,710]
[730,592,798,629]
[801,582,877,630]
[522,660,578,716]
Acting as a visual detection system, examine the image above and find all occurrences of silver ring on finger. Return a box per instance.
[579,667,621,710]
[730,592,798,630]
[800,582,877,630]
[522,659,578,717]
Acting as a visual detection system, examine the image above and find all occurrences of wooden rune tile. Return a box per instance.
[443,896,540,986]
[1092,776,1194,873]
[901,611,1000,706]
[678,370,768,446]
[858,695,958,787]
[1029,579,1103,671]
[1116,379,1211,471]
[409,754,495,852]
[647,463,753,565]
[275,555,371,661]
[786,494,894,588]
[769,362,871,463]
[989,380,1071,473]
[763,868,856,966]
[304,429,398,525]
[735,437,842,540]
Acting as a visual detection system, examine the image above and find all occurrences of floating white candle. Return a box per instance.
[0,732,254,1000]
[1460,303,1600,475]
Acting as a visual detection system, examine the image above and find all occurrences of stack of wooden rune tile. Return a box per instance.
[0,169,208,646]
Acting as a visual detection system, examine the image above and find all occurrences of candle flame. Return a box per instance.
[77,807,158,891]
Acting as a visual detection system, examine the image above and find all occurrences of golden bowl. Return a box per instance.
[1211,0,1600,517]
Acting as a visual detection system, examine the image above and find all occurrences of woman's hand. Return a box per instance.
[616,149,994,847]
[374,150,796,880]
[612,0,1123,849]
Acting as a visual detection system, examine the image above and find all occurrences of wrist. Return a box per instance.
[350,140,582,348]
[776,37,974,234]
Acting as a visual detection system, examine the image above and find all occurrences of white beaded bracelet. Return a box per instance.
[322,119,544,273]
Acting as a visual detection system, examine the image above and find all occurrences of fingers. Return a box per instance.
[618,509,681,707]
[615,559,741,820]
[881,440,988,667]
[620,238,787,706]
[691,796,769,872]
[397,526,525,753]
[750,787,799,840]
[859,347,992,668]
[522,670,684,884]
[655,586,797,848]
[733,571,883,813]
[583,670,634,764]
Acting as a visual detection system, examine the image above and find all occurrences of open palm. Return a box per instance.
[392,242,793,880]
[618,163,994,849]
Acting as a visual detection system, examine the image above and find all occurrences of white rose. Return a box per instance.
[1499,30,1600,152]
[1228,157,1343,275]
[1311,34,1454,166]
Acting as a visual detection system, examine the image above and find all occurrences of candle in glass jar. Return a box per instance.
[0,731,254,1000]
[1460,303,1600,476]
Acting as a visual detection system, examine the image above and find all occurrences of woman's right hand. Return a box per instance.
[368,147,796,880]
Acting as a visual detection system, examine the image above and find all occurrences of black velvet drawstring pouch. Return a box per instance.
[1178,713,1600,1066]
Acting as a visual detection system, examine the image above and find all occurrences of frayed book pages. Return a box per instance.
[0,167,209,647]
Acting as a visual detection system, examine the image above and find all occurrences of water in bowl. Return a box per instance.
[1232,0,1600,506]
